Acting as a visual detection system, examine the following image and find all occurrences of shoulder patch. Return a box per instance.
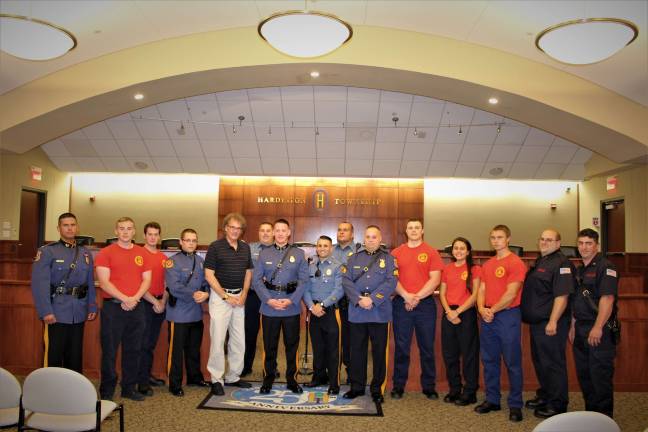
[606,268,617,278]
[559,267,571,274]
[34,250,41,262]
[165,259,174,269]
[376,293,384,299]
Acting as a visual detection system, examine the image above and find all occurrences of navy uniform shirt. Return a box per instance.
[165,251,209,323]
[332,242,360,266]
[521,250,575,324]
[252,244,309,317]
[304,256,344,308]
[250,242,272,267]
[572,253,618,322]
[342,248,397,323]
[31,240,97,324]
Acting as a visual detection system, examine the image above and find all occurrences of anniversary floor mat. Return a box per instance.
[197,383,383,416]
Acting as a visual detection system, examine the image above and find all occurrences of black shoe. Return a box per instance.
[210,382,225,396]
[390,388,404,399]
[422,389,439,400]
[121,390,145,402]
[509,408,523,422]
[149,376,165,387]
[455,394,477,406]
[443,392,460,403]
[474,401,501,414]
[525,396,547,409]
[534,407,564,419]
[187,380,210,388]
[240,368,252,378]
[259,383,272,394]
[275,371,280,378]
[343,390,365,399]
[372,393,384,403]
[225,380,252,388]
[170,387,184,397]
[305,380,324,388]
[287,383,303,394]
[137,385,153,397]
[327,386,340,395]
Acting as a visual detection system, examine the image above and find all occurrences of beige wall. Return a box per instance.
[0,147,70,241]
[424,178,579,251]
[69,173,220,243]
[580,165,648,253]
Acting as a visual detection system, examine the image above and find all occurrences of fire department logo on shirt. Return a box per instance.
[165,259,174,268]
[379,259,385,268]
[417,253,428,263]
[135,255,144,266]
[495,266,506,278]
[461,270,468,281]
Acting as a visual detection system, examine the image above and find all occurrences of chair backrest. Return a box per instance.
[533,411,620,432]
[161,238,181,250]
[0,367,21,409]
[74,235,95,246]
[105,237,118,245]
[22,367,97,415]
[443,245,452,254]
[509,245,524,257]
[560,245,581,258]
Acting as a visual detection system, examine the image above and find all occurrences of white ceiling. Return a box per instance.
[41,86,592,179]
[1,0,647,106]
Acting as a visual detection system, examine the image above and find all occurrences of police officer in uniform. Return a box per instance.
[252,219,309,394]
[165,228,210,396]
[342,225,397,403]
[571,228,619,418]
[304,235,344,394]
[521,229,575,418]
[242,221,274,377]
[31,212,97,373]
[332,222,360,383]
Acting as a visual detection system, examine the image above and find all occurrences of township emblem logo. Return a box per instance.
[461,270,468,281]
[313,189,327,211]
[417,253,428,263]
[134,255,144,266]
[223,388,360,412]
[495,266,506,278]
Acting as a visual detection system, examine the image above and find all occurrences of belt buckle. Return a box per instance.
[55,286,65,295]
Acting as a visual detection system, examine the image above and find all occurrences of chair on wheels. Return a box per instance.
[161,238,181,250]
[509,245,524,257]
[0,367,21,427]
[532,411,620,432]
[18,367,124,432]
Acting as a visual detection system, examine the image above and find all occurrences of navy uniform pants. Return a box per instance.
[441,306,479,396]
[349,322,389,395]
[573,321,616,417]
[167,320,204,391]
[480,307,523,408]
[530,316,570,411]
[392,296,437,391]
[243,290,262,372]
[44,321,85,373]
[338,297,351,375]
[309,308,341,387]
[99,301,145,398]
[261,314,300,386]
[137,300,166,387]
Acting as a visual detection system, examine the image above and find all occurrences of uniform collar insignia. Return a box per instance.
[181,250,195,256]
[60,239,76,248]
[274,243,290,251]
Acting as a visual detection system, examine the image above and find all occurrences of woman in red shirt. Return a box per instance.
[439,237,481,406]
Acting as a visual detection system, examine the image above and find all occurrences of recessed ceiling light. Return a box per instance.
[134,161,148,170]
[488,97,498,105]
[0,14,77,60]
[134,93,144,101]
[489,167,504,176]
[535,18,638,65]
[310,71,320,78]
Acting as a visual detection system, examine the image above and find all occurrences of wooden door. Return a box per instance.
[18,189,45,259]
[603,199,625,254]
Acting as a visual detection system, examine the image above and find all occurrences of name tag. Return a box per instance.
[265,261,273,265]
[559,267,571,274]
[55,259,65,263]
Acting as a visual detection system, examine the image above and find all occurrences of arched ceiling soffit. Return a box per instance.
[1,26,647,164]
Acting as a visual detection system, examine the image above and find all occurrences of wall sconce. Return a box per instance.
[550,203,557,210]
[89,195,96,202]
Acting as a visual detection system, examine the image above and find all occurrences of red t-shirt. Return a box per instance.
[144,248,167,297]
[391,242,444,294]
[442,262,482,306]
[95,244,151,298]
[481,253,527,308]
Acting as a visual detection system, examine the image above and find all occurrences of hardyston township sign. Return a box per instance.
[257,188,381,210]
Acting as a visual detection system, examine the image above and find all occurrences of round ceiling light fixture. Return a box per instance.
[535,18,638,65]
[0,14,77,61]
[258,11,352,58]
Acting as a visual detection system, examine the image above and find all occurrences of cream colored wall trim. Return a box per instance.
[1,26,647,162]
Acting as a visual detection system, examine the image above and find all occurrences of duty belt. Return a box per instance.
[224,288,242,294]
[264,280,298,294]
[50,285,88,299]
[313,300,336,313]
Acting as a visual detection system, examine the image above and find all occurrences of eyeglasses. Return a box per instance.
[226,225,242,231]
[538,238,557,242]
[181,239,198,243]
